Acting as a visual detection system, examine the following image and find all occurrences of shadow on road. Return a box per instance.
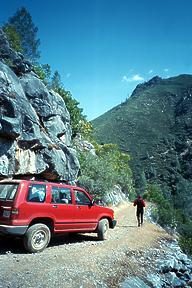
[49,233,98,247]
[0,233,99,255]
[0,235,25,254]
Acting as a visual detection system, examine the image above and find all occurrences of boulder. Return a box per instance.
[164,272,186,287]
[0,32,80,181]
[0,29,32,74]
[147,274,162,288]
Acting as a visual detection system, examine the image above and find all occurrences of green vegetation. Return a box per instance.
[50,87,92,138]
[179,237,192,255]
[144,184,177,228]
[3,7,40,62]
[2,24,22,52]
[144,183,192,255]
[78,143,135,200]
[93,75,192,254]
[33,64,51,85]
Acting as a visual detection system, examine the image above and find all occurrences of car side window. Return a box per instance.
[74,190,91,205]
[27,184,46,203]
[51,187,72,204]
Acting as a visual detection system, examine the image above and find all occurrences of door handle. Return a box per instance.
[52,205,58,208]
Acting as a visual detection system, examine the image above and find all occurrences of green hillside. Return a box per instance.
[93,75,192,220]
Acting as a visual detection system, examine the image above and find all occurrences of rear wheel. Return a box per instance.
[23,223,51,253]
[97,219,109,240]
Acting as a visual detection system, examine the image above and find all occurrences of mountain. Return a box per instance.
[92,75,192,219]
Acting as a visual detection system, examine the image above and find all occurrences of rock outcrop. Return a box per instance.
[121,239,192,288]
[0,28,79,181]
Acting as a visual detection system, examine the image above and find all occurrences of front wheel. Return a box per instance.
[97,219,109,240]
[23,223,51,253]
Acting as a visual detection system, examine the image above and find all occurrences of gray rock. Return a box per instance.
[181,271,191,281]
[172,258,180,271]
[178,263,188,273]
[176,252,190,264]
[0,47,80,181]
[186,264,192,272]
[164,272,186,287]
[0,139,16,177]
[147,274,162,288]
[20,74,71,146]
[121,276,150,288]
[159,258,175,273]
[0,28,32,74]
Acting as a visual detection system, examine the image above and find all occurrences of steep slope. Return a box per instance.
[93,75,192,218]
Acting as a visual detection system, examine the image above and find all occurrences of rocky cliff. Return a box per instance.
[0,29,79,181]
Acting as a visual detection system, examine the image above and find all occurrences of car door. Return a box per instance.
[50,186,77,232]
[22,183,50,224]
[72,189,98,231]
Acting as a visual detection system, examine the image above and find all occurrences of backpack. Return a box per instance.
[137,198,145,209]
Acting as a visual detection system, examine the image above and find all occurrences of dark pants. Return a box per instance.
[137,209,144,227]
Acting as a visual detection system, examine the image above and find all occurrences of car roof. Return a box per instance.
[0,179,83,190]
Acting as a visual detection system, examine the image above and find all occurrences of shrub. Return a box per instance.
[179,236,192,255]
[144,183,176,228]
[77,144,135,200]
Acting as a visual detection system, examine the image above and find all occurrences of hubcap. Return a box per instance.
[32,230,47,249]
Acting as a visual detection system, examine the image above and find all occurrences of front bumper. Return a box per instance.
[0,224,28,235]
[110,219,117,229]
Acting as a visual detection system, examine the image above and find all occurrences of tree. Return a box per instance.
[51,70,62,90]
[33,64,51,85]
[78,144,135,199]
[56,87,91,137]
[2,24,22,52]
[4,7,40,62]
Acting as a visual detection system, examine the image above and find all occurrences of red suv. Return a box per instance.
[0,179,116,253]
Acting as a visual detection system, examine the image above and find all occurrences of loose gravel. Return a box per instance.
[0,203,172,288]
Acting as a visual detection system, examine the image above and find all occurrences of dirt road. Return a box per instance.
[0,202,171,288]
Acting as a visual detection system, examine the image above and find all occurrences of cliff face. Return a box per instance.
[0,29,79,181]
[93,75,192,218]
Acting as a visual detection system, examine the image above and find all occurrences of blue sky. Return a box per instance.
[1,0,192,120]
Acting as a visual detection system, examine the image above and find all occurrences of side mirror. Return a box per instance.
[90,199,95,206]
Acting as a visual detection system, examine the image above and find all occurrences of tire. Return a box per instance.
[97,219,109,240]
[23,224,51,253]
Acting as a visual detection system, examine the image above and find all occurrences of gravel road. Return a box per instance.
[0,203,171,288]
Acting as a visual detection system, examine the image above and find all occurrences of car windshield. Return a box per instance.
[0,183,18,200]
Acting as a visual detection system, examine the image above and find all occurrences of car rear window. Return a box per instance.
[0,184,19,200]
[27,184,46,202]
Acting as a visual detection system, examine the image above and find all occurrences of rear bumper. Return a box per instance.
[0,224,28,235]
[110,219,117,229]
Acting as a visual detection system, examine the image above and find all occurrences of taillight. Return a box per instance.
[11,208,19,215]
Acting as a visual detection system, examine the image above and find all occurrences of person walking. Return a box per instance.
[133,195,146,227]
